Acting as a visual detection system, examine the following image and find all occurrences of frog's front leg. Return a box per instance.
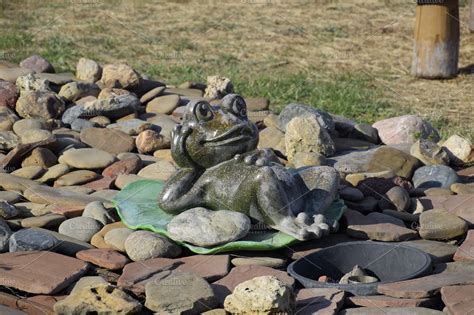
[158,168,205,214]
[234,148,281,167]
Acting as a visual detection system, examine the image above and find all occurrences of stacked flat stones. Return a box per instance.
[0,55,472,314]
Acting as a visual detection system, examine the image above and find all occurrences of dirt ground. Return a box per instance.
[1,0,473,136]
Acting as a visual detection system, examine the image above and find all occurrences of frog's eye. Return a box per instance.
[194,102,214,122]
[230,97,247,117]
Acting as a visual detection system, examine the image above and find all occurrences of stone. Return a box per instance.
[286,116,336,160]
[344,210,418,241]
[212,265,295,304]
[137,159,177,181]
[0,218,12,252]
[451,183,474,195]
[146,94,180,114]
[9,228,59,252]
[204,75,233,98]
[292,151,326,167]
[278,103,334,134]
[82,201,117,225]
[347,295,437,308]
[378,270,474,299]
[58,217,103,242]
[12,118,47,136]
[98,87,131,99]
[102,158,141,177]
[339,186,364,201]
[0,201,18,219]
[80,127,134,154]
[378,186,411,211]
[100,63,141,89]
[167,207,251,247]
[145,272,217,314]
[344,196,379,214]
[58,81,100,102]
[20,128,54,144]
[135,129,169,153]
[147,114,178,139]
[104,227,134,252]
[231,257,287,269]
[341,307,443,314]
[0,131,20,150]
[403,239,458,263]
[0,107,18,131]
[62,185,95,194]
[11,165,45,179]
[15,73,50,93]
[21,213,66,229]
[89,115,111,127]
[15,90,65,120]
[70,118,97,131]
[118,255,230,293]
[413,165,459,189]
[357,176,413,198]
[31,227,95,256]
[246,97,270,111]
[76,57,102,82]
[419,210,468,240]
[23,184,104,207]
[294,289,346,315]
[62,94,139,124]
[38,163,70,183]
[61,148,116,169]
[90,221,126,249]
[453,230,474,261]
[55,170,98,186]
[442,135,472,165]
[224,275,294,314]
[410,139,449,166]
[76,249,129,270]
[140,86,165,103]
[0,251,88,294]
[367,146,420,178]
[441,284,474,315]
[19,55,54,73]
[17,295,64,315]
[425,187,453,196]
[258,127,286,156]
[0,67,33,82]
[124,230,181,261]
[54,277,142,314]
[372,115,440,145]
[0,191,22,203]
[350,123,379,143]
[114,174,143,189]
[106,118,152,135]
[0,80,19,109]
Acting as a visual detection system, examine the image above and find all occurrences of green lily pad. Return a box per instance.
[113,179,346,254]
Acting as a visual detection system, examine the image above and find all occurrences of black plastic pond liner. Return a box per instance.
[287,241,432,296]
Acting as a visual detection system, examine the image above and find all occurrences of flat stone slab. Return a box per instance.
[340,307,444,314]
[441,284,474,315]
[76,248,130,270]
[403,239,458,264]
[296,288,345,315]
[346,295,439,308]
[118,255,230,294]
[23,185,105,207]
[0,251,88,294]
[378,271,474,299]
[211,265,295,304]
[453,230,474,261]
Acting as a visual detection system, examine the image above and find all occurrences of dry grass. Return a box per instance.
[1,0,473,137]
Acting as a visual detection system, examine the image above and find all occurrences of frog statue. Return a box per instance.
[158,94,339,241]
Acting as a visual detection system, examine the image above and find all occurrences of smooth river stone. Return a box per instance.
[412,165,459,189]
[23,184,105,207]
[167,207,251,247]
[419,210,468,241]
[146,94,180,114]
[124,230,182,261]
[80,127,135,154]
[54,170,98,186]
[58,217,103,242]
[61,148,116,169]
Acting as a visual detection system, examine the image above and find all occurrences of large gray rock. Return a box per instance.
[82,201,118,225]
[419,210,468,241]
[410,139,449,166]
[278,103,334,133]
[224,275,295,314]
[0,218,12,252]
[372,115,440,145]
[167,207,251,247]
[413,165,459,189]
[9,228,59,252]
[58,81,100,102]
[145,272,218,314]
[76,57,102,83]
[0,201,19,219]
[58,217,103,242]
[124,230,181,261]
[442,135,472,165]
[15,90,65,120]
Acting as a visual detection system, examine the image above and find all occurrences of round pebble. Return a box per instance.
[58,217,103,242]
[61,148,116,169]
[9,228,59,252]
[125,230,181,261]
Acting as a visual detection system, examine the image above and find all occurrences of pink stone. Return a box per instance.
[453,230,474,261]
[441,284,474,315]
[102,158,141,177]
[0,80,18,109]
[347,295,438,308]
[372,115,439,145]
[296,288,345,314]
[76,248,130,270]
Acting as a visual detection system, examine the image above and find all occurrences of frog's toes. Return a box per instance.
[295,212,310,227]
[255,158,269,167]
[244,155,257,165]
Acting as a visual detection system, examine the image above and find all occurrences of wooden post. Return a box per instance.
[411,0,460,79]
[470,0,474,32]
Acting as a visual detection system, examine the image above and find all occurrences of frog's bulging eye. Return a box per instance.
[231,97,247,117]
[195,102,214,122]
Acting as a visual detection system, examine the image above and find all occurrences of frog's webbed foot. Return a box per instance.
[293,213,330,239]
[233,148,280,167]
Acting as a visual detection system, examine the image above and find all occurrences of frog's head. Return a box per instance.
[172,94,259,169]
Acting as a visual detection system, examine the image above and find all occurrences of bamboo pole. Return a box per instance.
[411,0,460,79]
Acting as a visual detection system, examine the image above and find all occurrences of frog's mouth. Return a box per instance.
[202,123,255,147]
